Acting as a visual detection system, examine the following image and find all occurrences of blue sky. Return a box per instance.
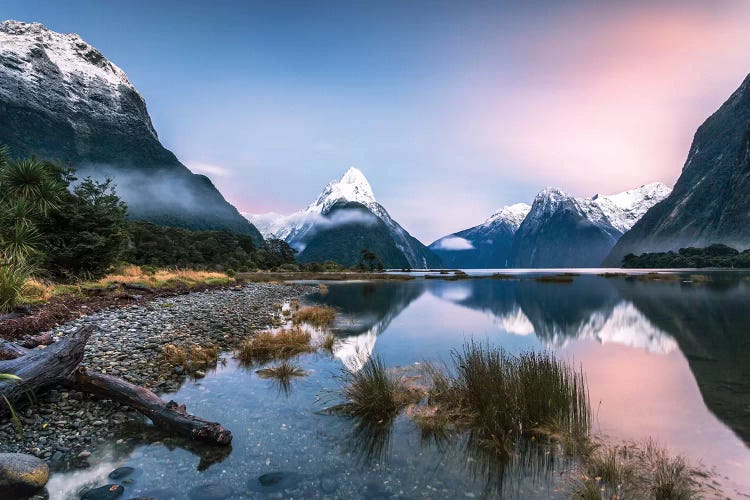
[4,0,750,242]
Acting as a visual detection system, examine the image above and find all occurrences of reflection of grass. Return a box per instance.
[236,327,314,365]
[338,355,422,421]
[292,305,336,327]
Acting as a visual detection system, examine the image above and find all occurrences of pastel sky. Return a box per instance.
[4,0,750,242]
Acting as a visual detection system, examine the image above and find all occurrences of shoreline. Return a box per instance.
[0,282,315,471]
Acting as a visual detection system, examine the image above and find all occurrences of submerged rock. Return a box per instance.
[80,483,124,499]
[108,467,135,480]
[188,483,233,500]
[0,453,49,495]
[250,471,302,492]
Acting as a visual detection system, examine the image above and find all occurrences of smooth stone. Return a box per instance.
[80,484,125,499]
[108,466,135,480]
[188,483,233,500]
[249,471,301,492]
[320,477,339,494]
[0,453,49,495]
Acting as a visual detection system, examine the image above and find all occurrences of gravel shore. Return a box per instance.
[0,283,314,470]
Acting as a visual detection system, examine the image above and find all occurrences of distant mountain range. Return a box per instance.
[246,168,441,268]
[605,73,750,265]
[431,183,671,268]
[0,21,262,242]
[3,20,748,268]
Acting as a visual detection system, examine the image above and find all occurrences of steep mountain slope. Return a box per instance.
[246,167,441,268]
[0,20,262,242]
[606,74,750,266]
[429,203,530,268]
[512,183,670,268]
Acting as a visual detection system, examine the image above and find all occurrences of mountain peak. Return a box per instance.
[311,167,376,213]
[485,203,531,231]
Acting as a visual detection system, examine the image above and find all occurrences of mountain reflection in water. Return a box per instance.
[314,273,750,495]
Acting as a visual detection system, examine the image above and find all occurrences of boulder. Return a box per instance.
[0,453,49,496]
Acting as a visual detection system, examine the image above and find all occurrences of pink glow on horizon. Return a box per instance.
[461,2,750,196]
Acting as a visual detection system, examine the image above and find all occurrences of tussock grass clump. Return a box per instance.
[598,272,628,278]
[292,305,337,327]
[318,284,329,295]
[632,272,682,282]
[236,327,314,364]
[569,440,703,499]
[534,274,576,284]
[256,360,307,395]
[256,360,307,381]
[490,273,519,280]
[162,343,218,375]
[419,344,590,455]
[319,332,337,352]
[338,355,422,421]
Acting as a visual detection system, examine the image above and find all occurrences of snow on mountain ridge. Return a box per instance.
[526,182,671,235]
[483,203,531,231]
[0,20,133,95]
[592,182,672,233]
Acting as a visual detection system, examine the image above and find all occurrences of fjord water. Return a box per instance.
[51,273,750,499]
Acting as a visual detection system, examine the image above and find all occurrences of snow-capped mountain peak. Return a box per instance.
[484,203,531,231]
[0,21,131,89]
[0,20,157,140]
[592,182,672,233]
[310,167,376,214]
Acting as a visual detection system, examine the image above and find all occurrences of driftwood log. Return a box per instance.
[0,326,92,414]
[75,367,232,445]
[0,326,231,446]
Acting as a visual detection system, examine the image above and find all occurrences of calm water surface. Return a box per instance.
[50,271,750,499]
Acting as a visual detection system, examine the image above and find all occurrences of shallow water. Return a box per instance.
[50,271,750,499]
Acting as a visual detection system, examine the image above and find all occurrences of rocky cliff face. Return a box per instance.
[606,74,750,265]
[0,21,262,242]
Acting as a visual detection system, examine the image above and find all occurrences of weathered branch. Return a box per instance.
[0,326,93,416]
[0,339,30,359]
[74,367,232,446]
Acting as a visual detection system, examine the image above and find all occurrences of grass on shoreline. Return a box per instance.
[18,265,233,304]
[162,343,219,376]
[292,305,337,328]
[236,327,315,365]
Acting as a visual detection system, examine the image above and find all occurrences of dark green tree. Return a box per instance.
[360,248,383,271]
[40,177,128,280]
